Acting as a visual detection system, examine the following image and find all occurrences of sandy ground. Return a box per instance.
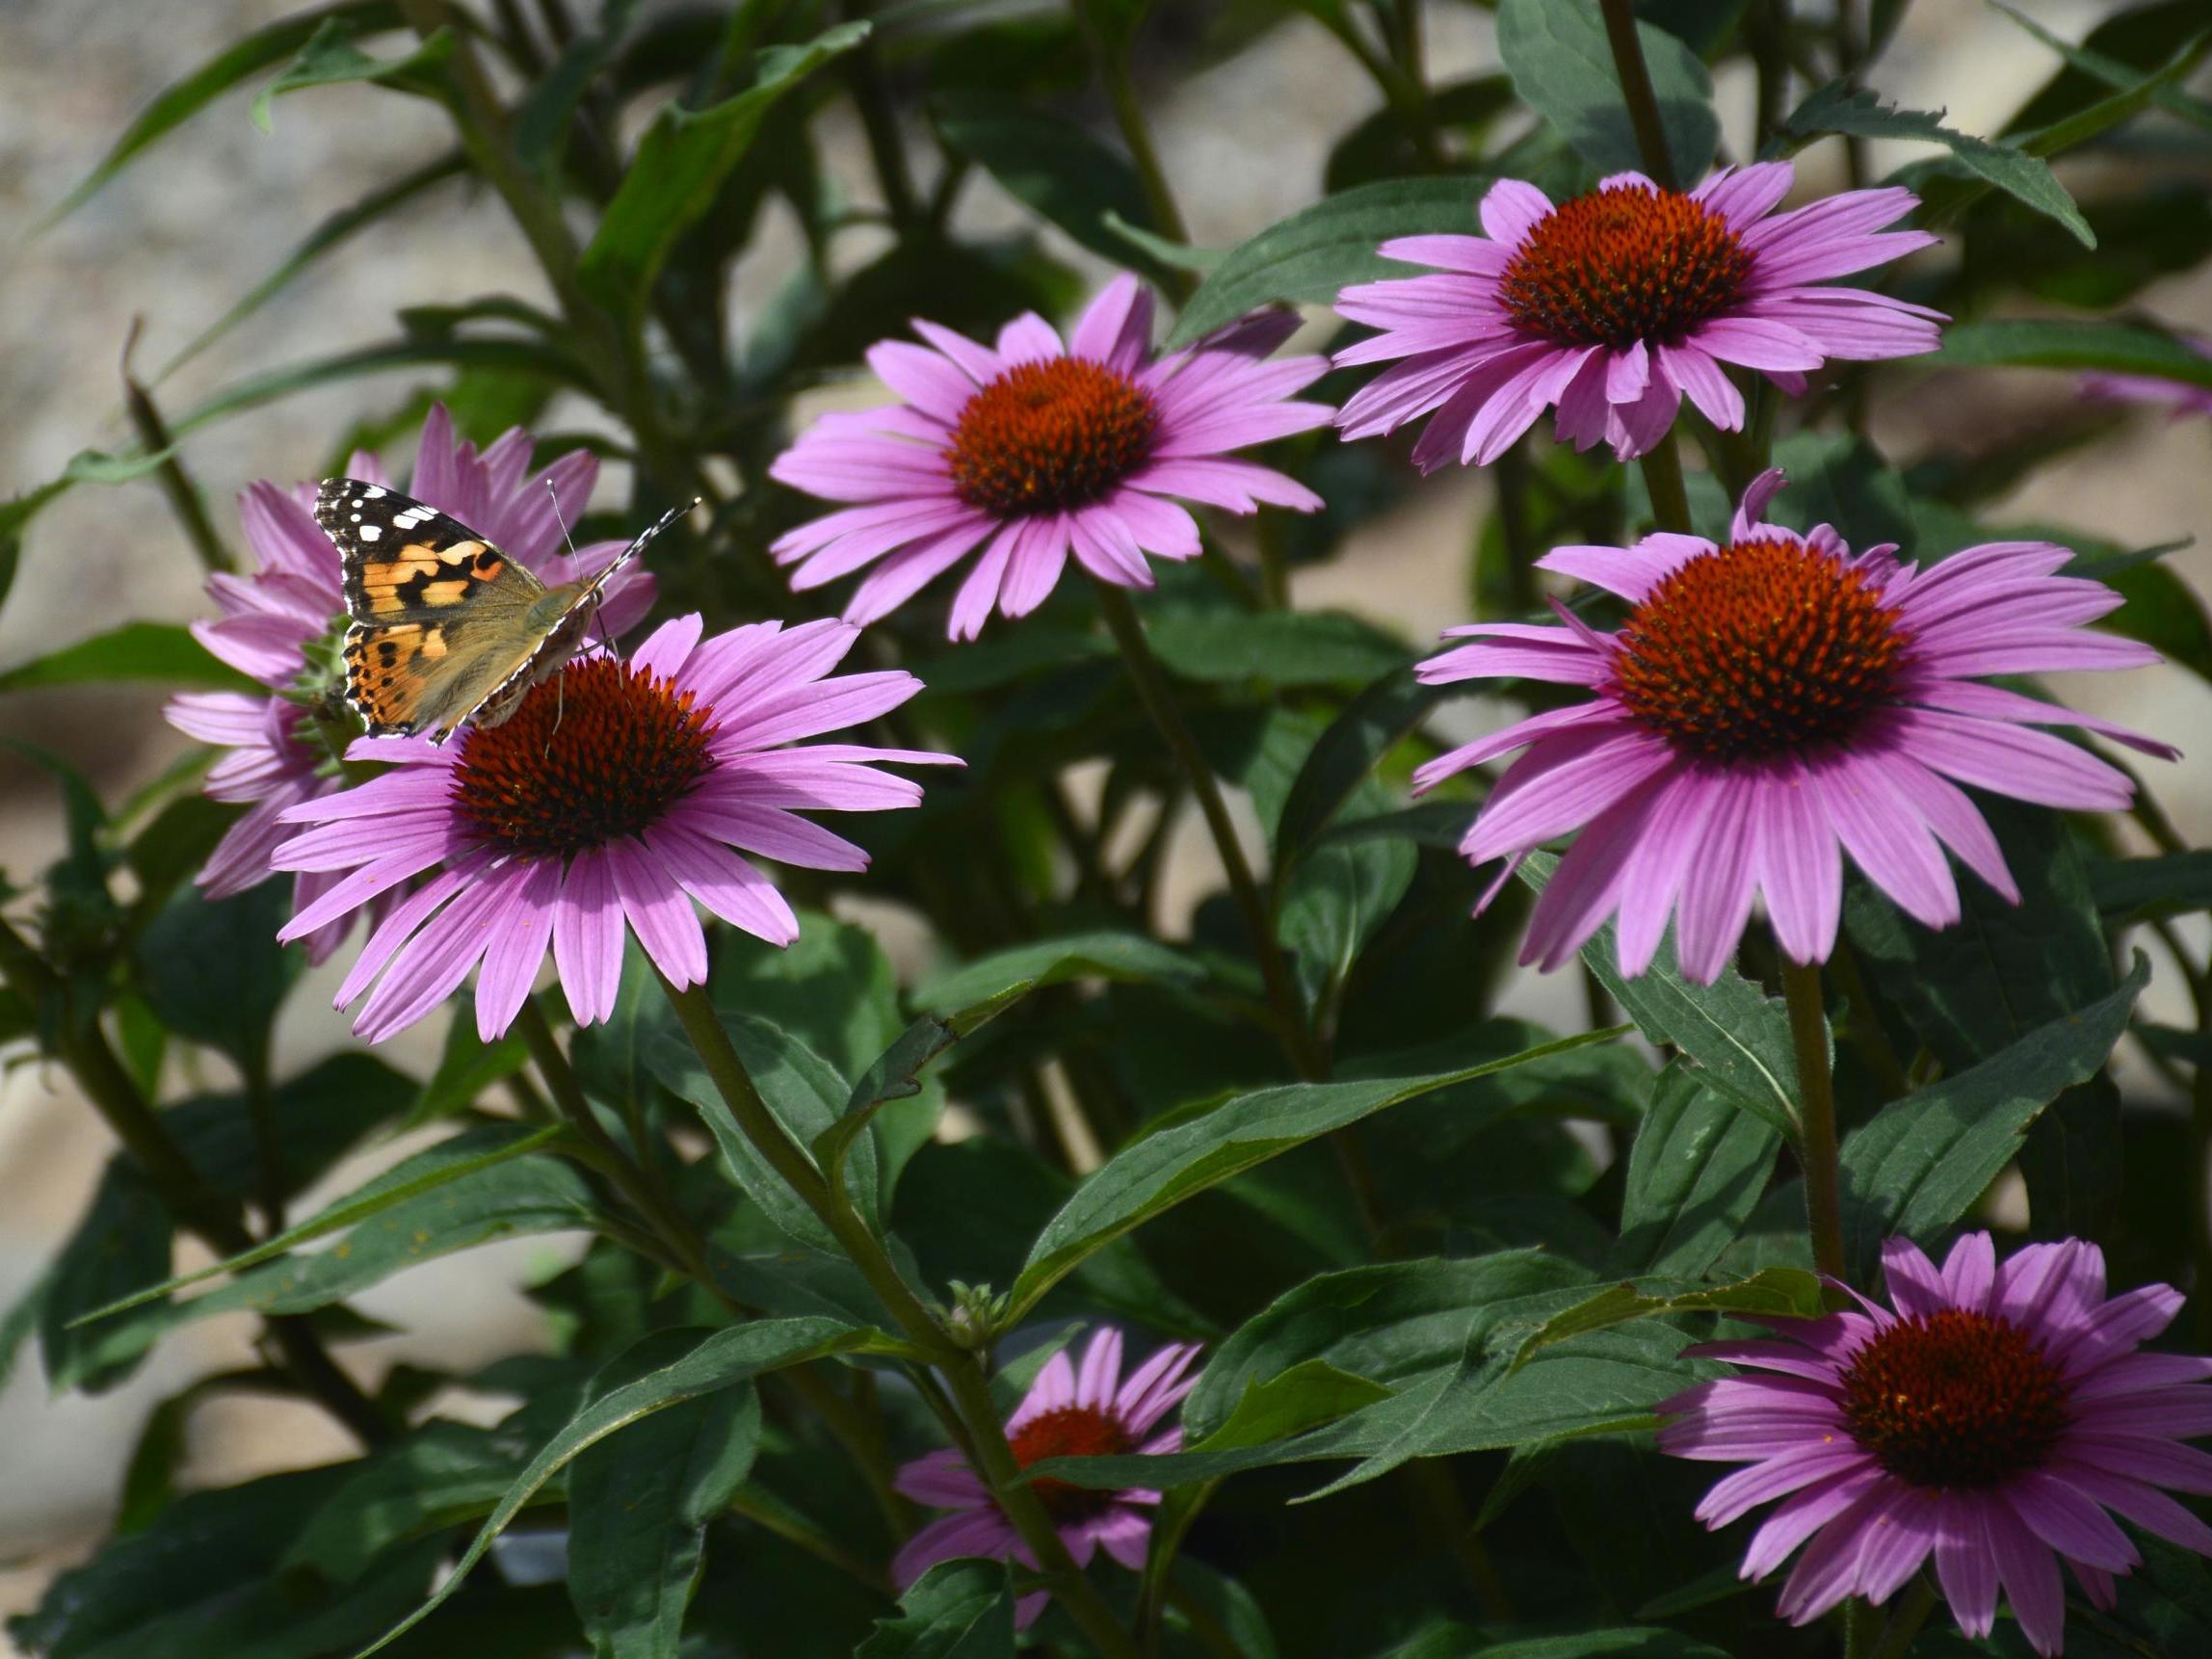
[1,0,2206,1645]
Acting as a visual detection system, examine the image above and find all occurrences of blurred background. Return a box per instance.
[2,0,2207,1642]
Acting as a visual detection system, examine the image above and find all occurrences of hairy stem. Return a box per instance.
[1782,957,1847,1282]
[1638,425,1696,536]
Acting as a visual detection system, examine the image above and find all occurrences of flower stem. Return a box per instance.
[1596,0,1679,191]
[1867,1578,1939,1659]
[1638,426,1696,536]
[1074,0,1194,295]
[1781,957,1848,1282]
[1093,581,1325,1080]
[657,975,1140,1659]
[517,995,914,1540]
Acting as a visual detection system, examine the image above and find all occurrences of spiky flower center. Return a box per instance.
[1839,1309,2073,1489]
[1611,536,1910,761]
[1008,1405,1133,1523]
[948,358,1160,517]
[1501,184,1754,351]
[452,658,716,858]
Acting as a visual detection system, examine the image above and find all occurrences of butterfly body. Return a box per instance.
[315,479,684,744]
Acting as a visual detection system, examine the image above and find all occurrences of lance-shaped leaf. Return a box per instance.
[1837,954,2147,1280]
[1507,1269,1826,1371]
[0,621,254,696]
[2090,850,2212,924]
[1519,852,1809,1141]
[1610,1063,1783,1278]
[250,16,453,130]
[579,23,868,318]
[1166,176,1493,349]
[358,1318,877,1653]
[857,1560,1016,1659]
[1009,1026,1621,1320]
[912,935,1206,1014]
[1936,319,2212,391]
[1495,0,1719,182]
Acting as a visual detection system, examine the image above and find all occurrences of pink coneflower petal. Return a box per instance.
[270,617,952,1042]
[890,1328,1200,1625]
[1333,162,1943,466]
[1662,1232,2212,1655]
[770,273,1331,637]
[1415,469,2171,984]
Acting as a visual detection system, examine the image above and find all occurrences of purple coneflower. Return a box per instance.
[894,1328,1199,1626]
[1333,162,1943,467]
[1659,1233,2212,1654]
[165,407,652,961]
[2080,332,2212,421]
[1412,469,2173,984]
[269,615,954,1041]
[769,275,1331,639]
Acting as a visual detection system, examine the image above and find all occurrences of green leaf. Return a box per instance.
[578,23,868,318]
[931,90,1172,285]
[42,1161,172,1393]
[650,1010,882,1249]
[0,620,254,695]
[1276,669,1443,867]
[1837,954,2147,1280]
[856,1560,1015,1659]
[814,986,1029,1195]
[1184,1251,1592,1442]
[1325,74,1517,192]
[285,1420,536,1582]
[1166,176,1493,349]
[408,1003,530,1127]
[1507,1268,1826,1370]
[1844,800,2120,1240]
[1780,81,2092,246]
[2090,850,2212,923]
[1991,1,2212,139]
[357,1318,873,1654]
[1145,608,1409,687]
[168,1050,416,1206]
[156,153,464,382]
[250,17,452,131]
[1610,1062,1783,1278]
[1519,851,1807,1141]
[76,1122,571,1324]
[37,1,402,227]
[133,881,301,1072]
[1193,1358,1395,1450]
[1009,1026,1621,1321]
[566,1330,763,1658]
[1936,319,2212,391]
[913,933,1208,1014]
[1495,0,1720,181]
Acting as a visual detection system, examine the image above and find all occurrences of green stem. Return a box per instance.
[516,996,913,1539]
[1093,582,1323,1079]
[121,324,229,573]
[657,975,1140,1658]
[1638,425,1695,535]
[1843,1594,1880,1659]
[1597,0,1679,190]
[1075,1,1194,295]
[1491,437,1540,616]
[1868,1578,1938,1659]
[1782,957,1847,1283]
[843,0,924,233]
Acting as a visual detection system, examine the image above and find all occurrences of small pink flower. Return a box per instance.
[165,407,654,962]
[270,615,956,1042]
[1334,162,1944,467]
[1413,468,2175,984]
[893,1329,1200,1627]
[1659,1233,2212,1655]
[2080,333,2212,420]
[769,275,1332,639]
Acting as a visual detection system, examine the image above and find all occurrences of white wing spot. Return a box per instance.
[358,524,382,541]
[351,513,363,522]
[362,487,386,499]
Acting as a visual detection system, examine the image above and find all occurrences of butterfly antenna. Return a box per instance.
[544,477,582,563]
[545,670,566,758]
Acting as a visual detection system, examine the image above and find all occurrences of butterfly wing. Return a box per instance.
[317,479,549,742]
